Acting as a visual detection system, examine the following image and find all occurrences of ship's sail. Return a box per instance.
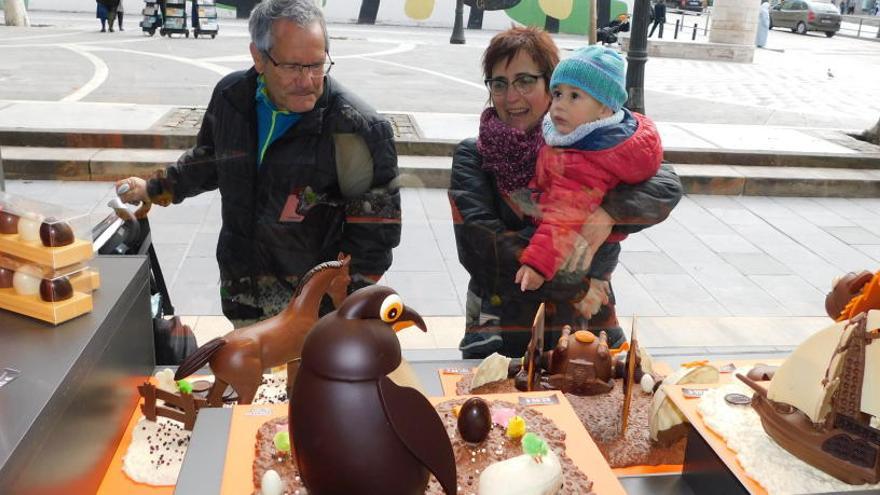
[861,311,880,418]
[767,318,853,424]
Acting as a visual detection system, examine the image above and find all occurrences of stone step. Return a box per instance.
[2,147,879,197]
[2,128,879,169]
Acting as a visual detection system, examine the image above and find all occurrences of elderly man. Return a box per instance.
[118,0,401,327]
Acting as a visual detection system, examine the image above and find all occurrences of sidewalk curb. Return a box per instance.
[2,128,879,169]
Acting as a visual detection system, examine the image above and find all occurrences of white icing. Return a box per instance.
[478,450,563,495]
[154,369,177,395]
[698,383,880,495]
[122,374,289,486]
[122,417,190,486]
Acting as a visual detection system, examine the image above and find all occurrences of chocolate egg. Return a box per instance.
[457,397,492,444]
[39,218,75,247]
[0,209,19,234]
[40,276,73,302]
[13,268,41,296]
[0,267,13,288]
[18,215,43,244]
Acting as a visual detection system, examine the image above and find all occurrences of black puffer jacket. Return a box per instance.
[148,69,400,313]
[449,137,682,351]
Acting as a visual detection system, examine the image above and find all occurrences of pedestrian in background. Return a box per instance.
[116,0,124,31]
[648,0,666,38]
[96,0,109,32]
[756,0,770,48]
[97,0,120,32]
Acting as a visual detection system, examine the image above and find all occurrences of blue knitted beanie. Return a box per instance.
[550,46,628,112]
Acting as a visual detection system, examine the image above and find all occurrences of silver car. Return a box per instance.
[770,0,841,37]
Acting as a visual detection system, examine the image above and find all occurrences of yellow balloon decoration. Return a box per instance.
[405,0,435,20]
[538,0,573,19]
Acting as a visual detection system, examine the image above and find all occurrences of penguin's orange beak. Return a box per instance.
[392,305,427,333]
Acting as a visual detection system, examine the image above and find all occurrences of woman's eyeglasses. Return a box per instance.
[484,73,544,96]
[263,51,335,79]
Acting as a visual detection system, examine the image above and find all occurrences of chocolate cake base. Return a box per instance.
[252,399,594,495]
[456,375,685,468]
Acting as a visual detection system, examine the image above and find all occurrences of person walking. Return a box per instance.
[648,0,666,38]
[96,0,109,32]
[116,0,124,31]
[756,0,770,48]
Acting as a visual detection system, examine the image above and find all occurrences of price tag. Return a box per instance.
[440,368,472,375]
[518,395,559,407]
[0,368,20,389]
[246,407,272,417]
[682,388,707,399]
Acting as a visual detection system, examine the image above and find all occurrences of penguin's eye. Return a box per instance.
[380,294,403,323]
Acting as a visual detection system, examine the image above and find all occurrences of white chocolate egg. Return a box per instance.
[640,373,656,394]
[18,214,43,244]
[260,469,283,495]
[13,267,41,296]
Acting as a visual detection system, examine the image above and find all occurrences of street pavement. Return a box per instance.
[1,11,880,353]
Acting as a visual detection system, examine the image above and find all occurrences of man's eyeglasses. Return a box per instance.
[484,73,544,96]
[263,51,335,78]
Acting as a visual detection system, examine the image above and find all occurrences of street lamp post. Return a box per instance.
[450,0,466,44]
[625,0,651,114]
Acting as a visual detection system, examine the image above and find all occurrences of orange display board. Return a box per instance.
[95,401,175,495]
[220,392,627,495]
[665,383,769,495]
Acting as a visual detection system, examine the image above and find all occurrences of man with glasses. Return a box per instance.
[118,0,401,327]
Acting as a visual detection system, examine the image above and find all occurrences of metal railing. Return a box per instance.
[837,14,880,40]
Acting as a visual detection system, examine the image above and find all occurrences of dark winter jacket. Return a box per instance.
[147,69,401,317]
[522,111,663,279]
[449,136,681,314]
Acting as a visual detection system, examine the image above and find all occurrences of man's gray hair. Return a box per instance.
[249,0,329,55]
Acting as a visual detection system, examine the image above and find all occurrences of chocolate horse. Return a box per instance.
[175,256,351,406]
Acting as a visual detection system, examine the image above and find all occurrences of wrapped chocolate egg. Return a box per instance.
[39,218,75,247]
[40,276,73,302]
[13,267,41,296]
[18,214,43,244]
[457,397,492,444]
[0,267,14,288]
[0,209,19,234]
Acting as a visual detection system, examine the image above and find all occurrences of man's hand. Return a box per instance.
[516,265,546,292]
[115,177,150,205]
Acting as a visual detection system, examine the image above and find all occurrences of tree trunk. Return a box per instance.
[4,0,31,27]
[860,116,880,146]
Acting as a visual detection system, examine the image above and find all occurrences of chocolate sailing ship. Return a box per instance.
[737,310,880,485]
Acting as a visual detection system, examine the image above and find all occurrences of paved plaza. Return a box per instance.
[7,178,878,354]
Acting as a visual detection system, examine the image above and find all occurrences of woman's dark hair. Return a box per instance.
[482,26,560,93]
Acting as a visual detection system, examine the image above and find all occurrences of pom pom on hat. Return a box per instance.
[550,46,628,112]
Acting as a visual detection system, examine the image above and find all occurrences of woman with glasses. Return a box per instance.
[449,27,682,359]
[116,0,401,329]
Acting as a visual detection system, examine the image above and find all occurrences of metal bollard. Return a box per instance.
[675,19,680,39]
[692,22,698,40]
[857,18,862,37]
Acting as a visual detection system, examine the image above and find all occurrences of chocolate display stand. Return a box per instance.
[0,257,152,495]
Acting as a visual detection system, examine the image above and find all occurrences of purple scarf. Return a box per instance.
[476,107,545,194]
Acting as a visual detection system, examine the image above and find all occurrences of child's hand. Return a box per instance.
[516,265,546,292]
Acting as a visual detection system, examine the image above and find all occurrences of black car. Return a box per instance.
[682,0,704,11]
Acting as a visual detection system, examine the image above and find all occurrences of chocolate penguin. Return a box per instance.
[290,285,457,495]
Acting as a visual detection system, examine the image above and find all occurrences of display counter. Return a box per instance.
[0,256,153,495]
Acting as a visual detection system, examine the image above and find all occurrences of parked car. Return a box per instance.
[770,0,841,37]
[682,0,704,11]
